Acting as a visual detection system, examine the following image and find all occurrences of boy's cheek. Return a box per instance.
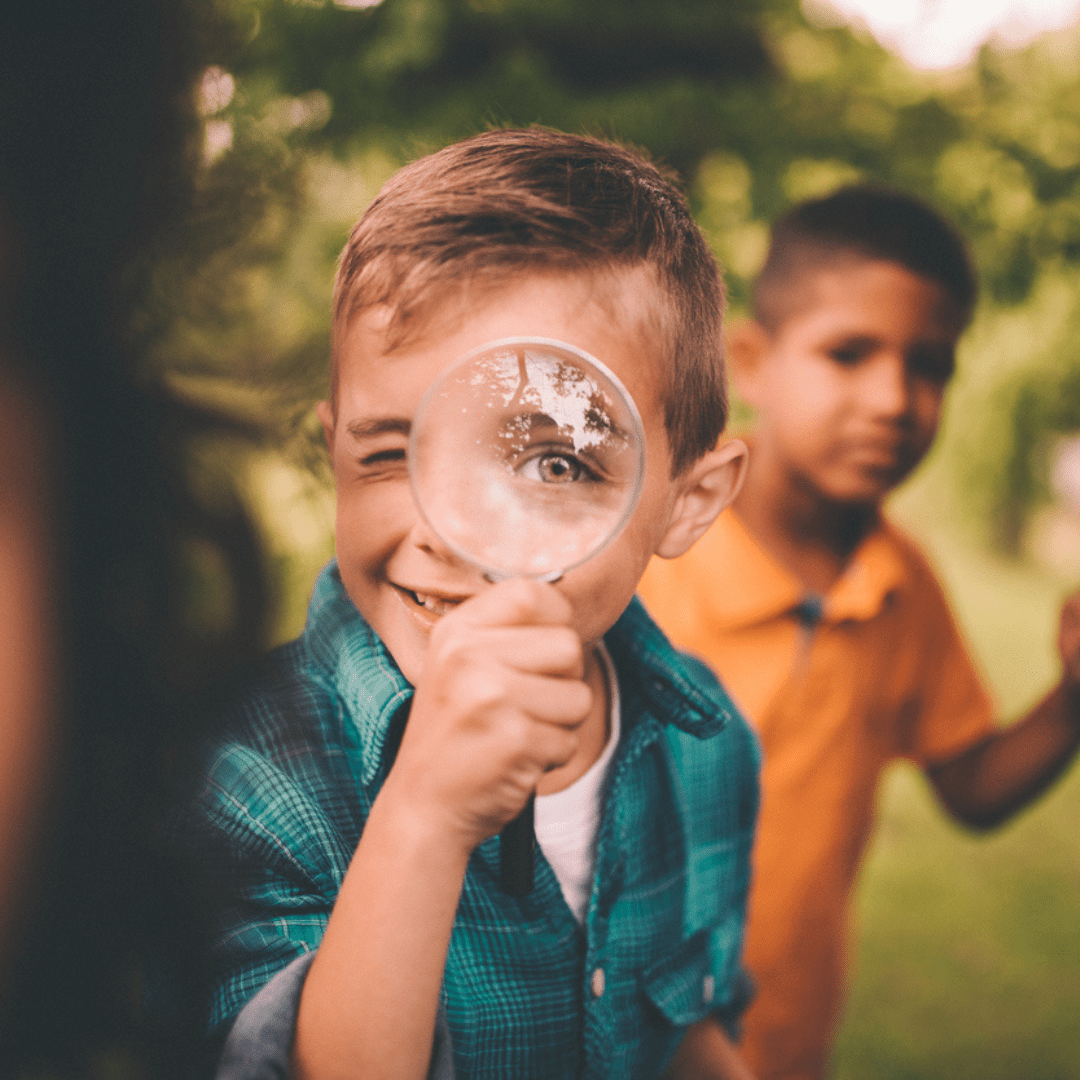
[557,556,644,647]
[336,481,413,554]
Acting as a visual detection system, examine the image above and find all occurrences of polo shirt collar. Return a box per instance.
[697,509,909,628]
[826,523,910,622]
[302,563,736,787]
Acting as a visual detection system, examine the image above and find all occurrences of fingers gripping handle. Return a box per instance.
[498,794,535,895]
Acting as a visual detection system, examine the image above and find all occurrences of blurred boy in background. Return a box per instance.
[639,184,1080,1080]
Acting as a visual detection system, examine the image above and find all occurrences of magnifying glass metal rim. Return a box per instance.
[407,334,648,583]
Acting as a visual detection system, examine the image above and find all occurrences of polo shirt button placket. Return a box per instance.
[590,966,605,999]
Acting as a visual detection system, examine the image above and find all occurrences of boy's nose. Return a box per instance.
[861,353,911,419]
[404,510,476,573]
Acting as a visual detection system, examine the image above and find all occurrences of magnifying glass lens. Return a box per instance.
[410,339,646,581]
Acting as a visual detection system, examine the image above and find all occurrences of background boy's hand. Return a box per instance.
[929,588,1080,830]
[1058,591,1080,692]
[382,578,592,853]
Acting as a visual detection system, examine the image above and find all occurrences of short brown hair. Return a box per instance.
[332,127,727,474]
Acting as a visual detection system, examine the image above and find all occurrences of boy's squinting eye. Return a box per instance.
[357,447,406,472]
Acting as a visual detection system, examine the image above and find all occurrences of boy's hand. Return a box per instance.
[929,588,1080,830]
[381,578,592,853]
[1059,591,1080,694]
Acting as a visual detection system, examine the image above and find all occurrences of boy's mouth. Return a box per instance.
[395,585,463,619]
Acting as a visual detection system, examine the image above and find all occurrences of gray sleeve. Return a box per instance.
[214,951,456,1080]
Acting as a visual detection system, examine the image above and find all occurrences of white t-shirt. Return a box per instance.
[534,643,621,924]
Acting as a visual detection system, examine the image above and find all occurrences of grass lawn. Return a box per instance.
[832,469,1080,1078]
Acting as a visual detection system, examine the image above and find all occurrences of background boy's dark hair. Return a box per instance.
[753,183,978,332]
[333,126,728,475]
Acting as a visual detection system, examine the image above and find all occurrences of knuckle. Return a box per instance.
[551,626,583,662]
[435,629,487,673]
[550,728,579,767]
[500,576,544,612]
[544,585,575,623]
[463,668,510,714]
[506,718,537,759]
[505,578,572,622]
[546,681,591,726]
[568,681,593,721]
[428,619,465,660]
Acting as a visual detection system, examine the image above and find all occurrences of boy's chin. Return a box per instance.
[825,461,919,506]
[372,602,436,688]
[384,637,426,687]
[815,480,893,513]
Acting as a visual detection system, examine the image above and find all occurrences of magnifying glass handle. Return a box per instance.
[498,794,535,896]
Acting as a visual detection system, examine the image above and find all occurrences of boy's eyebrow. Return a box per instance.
[823,332,880,347]
[344,417,412,441]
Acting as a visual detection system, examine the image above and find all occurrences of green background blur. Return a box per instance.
[159,1,1080,1074]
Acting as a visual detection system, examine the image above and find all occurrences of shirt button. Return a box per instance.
[591,967,605,999]
[702,974,714,1005]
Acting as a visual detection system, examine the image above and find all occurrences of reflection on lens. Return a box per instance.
[410,337,646,580]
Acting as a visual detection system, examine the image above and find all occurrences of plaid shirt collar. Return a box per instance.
[301,561,736,789]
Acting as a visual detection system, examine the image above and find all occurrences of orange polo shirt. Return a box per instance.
[637,508,994,1080]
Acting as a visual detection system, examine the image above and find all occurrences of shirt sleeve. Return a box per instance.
[217,954,457,1080]
[171,739,356,1036]
[215,952,315,1080]
[216,951,457,1080]
[901,550,996,766]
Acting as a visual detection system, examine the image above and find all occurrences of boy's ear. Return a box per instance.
[316,400,335,453]
[655,439,748,560]
[725,318,772,408]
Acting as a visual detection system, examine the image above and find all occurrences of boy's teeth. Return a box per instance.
[412,591,450,614]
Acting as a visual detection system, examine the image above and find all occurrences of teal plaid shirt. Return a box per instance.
[176,561,759,1079]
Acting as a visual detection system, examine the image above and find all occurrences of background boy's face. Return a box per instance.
[321,270,685,684]
[737,258,963,507]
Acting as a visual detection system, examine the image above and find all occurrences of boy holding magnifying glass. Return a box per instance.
[173,128,758,1080]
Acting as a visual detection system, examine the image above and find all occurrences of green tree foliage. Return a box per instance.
[158,0,1080,548]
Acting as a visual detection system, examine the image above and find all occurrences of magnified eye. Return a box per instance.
[514,447,598,484]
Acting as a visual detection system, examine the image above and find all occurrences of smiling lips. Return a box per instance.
[400,587,462,618]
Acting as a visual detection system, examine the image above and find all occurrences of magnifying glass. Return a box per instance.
[409,337,646,894]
